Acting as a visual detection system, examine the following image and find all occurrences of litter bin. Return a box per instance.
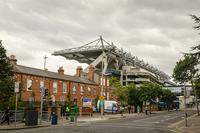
[51,114,57,125]
[25,110,38,126]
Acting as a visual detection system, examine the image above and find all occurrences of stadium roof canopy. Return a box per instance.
[52,36,170,81]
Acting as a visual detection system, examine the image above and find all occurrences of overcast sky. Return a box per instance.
[1,0,200,76]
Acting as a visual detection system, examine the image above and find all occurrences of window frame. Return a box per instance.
[53,81,58,93]
[80,85,85,95]
[72,84,77,94]
[63,82,67,93]
[27,79,33,91]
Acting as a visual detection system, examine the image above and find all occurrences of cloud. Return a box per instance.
[1,0,199,76]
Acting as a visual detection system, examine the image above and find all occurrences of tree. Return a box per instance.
[139,82,162,113]
[173,55,198,83]
[189,15,200,59]
[127,83,142,112]
[173,55,200,115]
[160,89,176,111]
[109,77,128,106]
[0,41,14,110]
[113,85,128,107]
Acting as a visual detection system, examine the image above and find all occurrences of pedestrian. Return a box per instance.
[145,106,148,115]
[1,107,11,125]
[65,106,70,120]
[175,106,178,111]
[120,106,124,116]
[128,105,131,114]
[137,105,141,114]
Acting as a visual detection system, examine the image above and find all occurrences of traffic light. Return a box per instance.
[45,89,48,96]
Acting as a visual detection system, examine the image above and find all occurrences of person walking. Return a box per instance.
[128,105,131,114]
[144,106,148,115]
[65,106,70,120]
[1,107,11,125]
[137,105,141,114]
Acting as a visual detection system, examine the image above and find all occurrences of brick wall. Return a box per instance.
[14,72,101,107]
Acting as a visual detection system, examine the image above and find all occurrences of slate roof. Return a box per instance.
[13,65,97,85]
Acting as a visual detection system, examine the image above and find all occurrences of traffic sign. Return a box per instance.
[99,96,104,101]
[14,82,19,93]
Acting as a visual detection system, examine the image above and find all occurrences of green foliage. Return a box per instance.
[110,77,166,110]
[160,89,176,106]
[194,79,200,99]
[109,77,128,106]
[189,14,200,59]
[8,95,25,110]
[127,83,142,108]
[114,86,128,106]
[0,41,14,109]
[109,77,121,88]
[173,55,198,83]
[139,82,162,104]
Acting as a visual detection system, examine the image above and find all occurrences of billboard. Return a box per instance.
[83,98,92,107]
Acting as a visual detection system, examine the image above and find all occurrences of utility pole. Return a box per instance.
[184,83,187,127]
[100,36,104,118]
[40,56,47,125]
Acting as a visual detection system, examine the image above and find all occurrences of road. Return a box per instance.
[1,110,196,133]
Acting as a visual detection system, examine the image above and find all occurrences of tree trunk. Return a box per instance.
[192,80,200,116]
[149,102,151,114]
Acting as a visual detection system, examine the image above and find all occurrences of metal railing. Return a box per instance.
[0,110,25,123]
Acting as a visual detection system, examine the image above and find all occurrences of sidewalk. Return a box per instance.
[75,112,138,122]
[0,113,138,130]
[0,121,51,130]
[0,110,173,130]
[170,113,200,133]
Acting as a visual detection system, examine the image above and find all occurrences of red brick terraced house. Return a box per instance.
[10,55,114,118]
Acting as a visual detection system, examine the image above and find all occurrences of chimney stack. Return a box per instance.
[76,66,82,77]
[9,55,17,65]
[58,66,64,75]
[88,65,95,81]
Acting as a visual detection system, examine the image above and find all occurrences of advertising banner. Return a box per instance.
[83,98,92,107]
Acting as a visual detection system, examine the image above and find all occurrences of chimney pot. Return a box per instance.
[58,66,64,75]
[76,66,82,77]
[88,65,95,81]
[9,55,17,65]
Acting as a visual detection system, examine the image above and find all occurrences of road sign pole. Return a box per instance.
[14,82,19,127]
[40,56,47,125]
[40,88,44,125]
[100,36,105,119]
[15,93,18,127]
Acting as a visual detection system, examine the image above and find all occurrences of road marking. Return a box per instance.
[88,123,171,131]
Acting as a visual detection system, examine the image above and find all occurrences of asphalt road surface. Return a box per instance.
[1,110,196,133]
